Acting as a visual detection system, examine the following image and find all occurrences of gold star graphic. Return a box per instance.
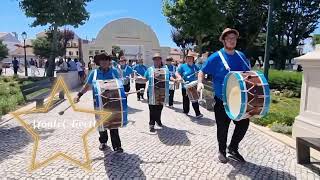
[10,76,112,172]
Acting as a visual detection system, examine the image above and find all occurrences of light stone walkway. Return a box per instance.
[0,84,319,179]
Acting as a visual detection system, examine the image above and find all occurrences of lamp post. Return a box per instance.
[263,0,274,81]
[21,31,28,76]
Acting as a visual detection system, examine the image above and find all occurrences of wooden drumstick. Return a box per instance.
[58,105,72,115]
[125,88,145,95]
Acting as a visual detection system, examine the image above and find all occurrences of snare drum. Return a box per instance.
[93,79,128,129]
[222,71,270,121]
[185,81,200,102]
[175,82,180,90]
[148,68,170,105]
[169,81,175,90]
[135,76,147,84]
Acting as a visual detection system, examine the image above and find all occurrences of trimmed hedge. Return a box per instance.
[267,70,302,97]
[0,76,36,116]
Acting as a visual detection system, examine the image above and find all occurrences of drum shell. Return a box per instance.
[185,81,200,102]
[95,79,128,129]
[222,71,270,121]
[153,69,166,105]
[135,77,147,84]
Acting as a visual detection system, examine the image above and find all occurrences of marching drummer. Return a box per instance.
[175,51,203,118]
[74,53,124,153]
[198,28,251,163]
[144,53,170,133]
[133,59,148,101]
[119,56,134,93]
[165,56,177,107]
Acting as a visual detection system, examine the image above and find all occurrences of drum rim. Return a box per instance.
[185,80,198,88]
[256,71,271,117]
[223,72,248,121]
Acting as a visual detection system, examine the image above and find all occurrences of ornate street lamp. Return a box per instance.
[21,31,28,76]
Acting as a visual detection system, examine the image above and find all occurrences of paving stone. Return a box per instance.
[0,85,319,179]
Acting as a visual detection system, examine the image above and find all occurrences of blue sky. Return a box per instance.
[0,0,176,47]
[1,0,319,52]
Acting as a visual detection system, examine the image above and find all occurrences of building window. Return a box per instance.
[95,50,100,55]
[73,43,77,47]
[89,50,93,55]
[69,51,73,56]
[76,51,79,56]
[101,50,105,53]
[67,42,71,47]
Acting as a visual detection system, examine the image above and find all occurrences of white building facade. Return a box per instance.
[82,18,170,67]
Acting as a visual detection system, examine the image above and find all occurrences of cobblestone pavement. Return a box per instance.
[0,84,319,179]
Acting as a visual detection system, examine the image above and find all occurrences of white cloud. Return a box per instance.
[90,10,128,19]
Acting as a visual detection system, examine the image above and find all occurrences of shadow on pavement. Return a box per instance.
[189,116,216,127]
[0,125,54,164]
[127,105,143,114]
[157,125,191,146]
[227,160,296,179]
[103,151,146,179]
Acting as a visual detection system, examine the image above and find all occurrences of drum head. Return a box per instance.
[226,74,241,118]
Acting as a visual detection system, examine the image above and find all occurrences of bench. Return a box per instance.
[296,137,320,164]
[20,78,64,108]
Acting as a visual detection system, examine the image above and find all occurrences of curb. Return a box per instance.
[251,123,320,161]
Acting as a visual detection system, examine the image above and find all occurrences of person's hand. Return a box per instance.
[74,96,80,103]
[197,82,204,92]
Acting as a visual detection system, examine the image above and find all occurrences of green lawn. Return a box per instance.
[0,76,49,116]
[252,94,300,134]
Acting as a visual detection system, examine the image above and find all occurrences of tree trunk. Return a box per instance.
[47,25,58,77]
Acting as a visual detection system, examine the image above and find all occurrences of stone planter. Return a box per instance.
[292,50,320,138]
[56,71,81,90]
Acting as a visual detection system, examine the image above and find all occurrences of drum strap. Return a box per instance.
[235,50,251,70]
[93,69,97,81]
[218,51,231,71]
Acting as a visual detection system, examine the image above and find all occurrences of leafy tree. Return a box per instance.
[0,40,9,60]
[163,0,223,55]
[271,0,320,69]
[171,29,195,61]
[32,29,76,59]
[312,34,320,48]
[32,37,51,59]
[19,0,92,77]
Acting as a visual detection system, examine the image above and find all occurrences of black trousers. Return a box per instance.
[135,83,146,99]
[182,88,201,116]
[124,82,130,93]
[169,90,174,106]
[13,67,18,75]
[99,129,121,149]
[148,104,163,127]
[214,96,249,153]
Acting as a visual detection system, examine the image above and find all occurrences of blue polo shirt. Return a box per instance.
[165,64,176,78]
[86,67,120,85]
[177,63,200,88]
[201,48,251,100]
[120,65,134,78]
[133,64,147,77]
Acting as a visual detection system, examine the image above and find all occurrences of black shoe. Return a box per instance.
[114,147,123,153]
[137,97,140,101]
[228,149,245,163]
[99,143,107,151]
[150,127,156,133]
[156,122,163,128]
[218,151,228,164]
[196,114,203,119]
[141,96,145,100]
